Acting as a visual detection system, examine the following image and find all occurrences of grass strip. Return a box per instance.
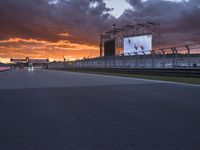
[51,68,200,85]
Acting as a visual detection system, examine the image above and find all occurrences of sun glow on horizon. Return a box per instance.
[0,38,99,63]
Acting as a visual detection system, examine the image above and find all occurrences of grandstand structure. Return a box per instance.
[10,57,49,68]
[100,21,164,57]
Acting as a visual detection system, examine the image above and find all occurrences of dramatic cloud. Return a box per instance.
[0,0,114,43]
[126,0,142,8]
[0,0,115,61]
[0,0,199,62]
[120,0,200,43]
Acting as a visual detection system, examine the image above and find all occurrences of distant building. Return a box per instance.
[10,58,49,68]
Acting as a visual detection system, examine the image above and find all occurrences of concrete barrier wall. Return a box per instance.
[48,62,64,69]
[0,67,11,72]
[70,56,200,69]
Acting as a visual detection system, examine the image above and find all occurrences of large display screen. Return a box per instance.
[124,35,152,55]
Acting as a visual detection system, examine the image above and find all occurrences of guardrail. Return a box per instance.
[63,68,200,77]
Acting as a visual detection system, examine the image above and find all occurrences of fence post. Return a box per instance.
[134,53,138,68]
[185,45,191,67]
[142,52,147,68]
[160,49,166,68]
[171,47,177,68]
[151,51,155,68]
[173,47,178,68]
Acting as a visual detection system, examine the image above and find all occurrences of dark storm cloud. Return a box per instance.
[0,0,199,45]
[120,0,200,44]
[53,0,115,43]
[125,0,142,8]
[0,0,114,44]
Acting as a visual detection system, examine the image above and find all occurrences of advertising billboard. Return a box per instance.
[124,35,152,55]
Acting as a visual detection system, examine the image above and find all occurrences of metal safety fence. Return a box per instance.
[64,43,200,69]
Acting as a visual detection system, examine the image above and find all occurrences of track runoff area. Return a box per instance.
[0,69,200,150]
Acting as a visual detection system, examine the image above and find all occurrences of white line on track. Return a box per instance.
[69,71,200,87]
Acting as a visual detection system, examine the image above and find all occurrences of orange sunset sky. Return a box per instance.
[0,0,199,63]
[0,37,99,63]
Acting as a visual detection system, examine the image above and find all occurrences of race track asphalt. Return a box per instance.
[0,69,200,150]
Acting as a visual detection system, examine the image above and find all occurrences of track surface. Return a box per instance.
[0,69,200,150]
